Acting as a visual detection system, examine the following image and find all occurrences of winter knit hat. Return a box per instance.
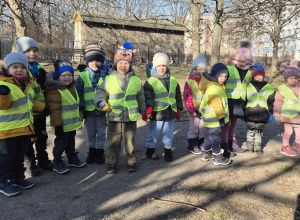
[113,42,135,66]
[85,42,105,64]
[283,60,300,79]
[16,36,39,53]
[153,52,170,69]
[235,39,253,65]
[191,53,207,71]
[5,52,28,69]
[53,59,74,80]
[251,63,265,77]
[210,63,229,82]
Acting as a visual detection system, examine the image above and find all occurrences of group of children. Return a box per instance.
[0,37,300,197]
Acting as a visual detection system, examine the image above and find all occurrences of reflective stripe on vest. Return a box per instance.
[278,84,300,118]
[226,66,251,101]
[200,85,229,128]
[105,75,141,121]
[51,88,82,132]
[79,71,103,111]
[0,81,34,131]
[186,79,202,116]
[246,83,274,110]
[147,76,177,112]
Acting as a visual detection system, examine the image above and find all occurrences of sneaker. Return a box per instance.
[13,179,34,189]
[127,163,137,172]
[229,150,237,157]
[189,146,202,155]
[30,164,41,176]
[280,145,299,157]
[232,141,246,153]
[294,142,300,152]
[38,160,53,171]
[53,161,69,174]
[146,148,159,160]
[164,148,173,161]
[213,155,223,166]
[222,157,232,166]
[201,152,210,161]
[0,180,20,197]
[67,153,86,168]
[107,164,117,174]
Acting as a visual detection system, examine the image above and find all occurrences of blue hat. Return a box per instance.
[251,63,265,77]
[210,63,229,81]
[53,66,74,80]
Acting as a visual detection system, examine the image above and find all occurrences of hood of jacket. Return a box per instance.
[45,72,75,91]
[146,63,170,79]
[199,72,223,91]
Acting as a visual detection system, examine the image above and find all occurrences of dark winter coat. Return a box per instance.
[143,63,183,121]
[245,78,275,123]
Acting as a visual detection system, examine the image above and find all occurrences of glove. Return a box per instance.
[0,85,10,95]
[176,109,181,121]
[142,106,153,121]
[269,114,275,123]
[195,110,202,118]
[219,118,225,128]
[99,101,112,112]
[54,125,64,136]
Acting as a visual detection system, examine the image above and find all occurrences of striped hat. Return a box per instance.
[85,42,105,64]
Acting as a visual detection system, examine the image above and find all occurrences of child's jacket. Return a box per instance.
[183,74,202,116]
[45,72,82,132]
[143,63,183,121]
[0,75,45,139]
[95,69,146,122]
[199,72,229,128]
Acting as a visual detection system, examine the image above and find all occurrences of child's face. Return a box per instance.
[88,60,103,72]
[156,65,167,76]
[8,63,27,79]
[254,75,264,82]
[117,61,130,75]
[286,76,299,87]
[192,67,205,77]
[59,71,73,85]
[24,48,39,62]
[218,73,228,85]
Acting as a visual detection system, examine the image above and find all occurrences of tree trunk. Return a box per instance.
[211,0,224,66]
[271,42,279,77]
[190,1,201,59]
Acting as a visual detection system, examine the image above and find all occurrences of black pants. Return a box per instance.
[0,135,30,181]
[53,131,76,162]
[26,116,49,163]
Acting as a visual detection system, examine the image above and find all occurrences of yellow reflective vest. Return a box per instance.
[226,66,251,101]
[147,76,177,112]
[246,83,274,110]
[200,85,229,128]
[51,88,82,132]
[0,81,34,131]
[186,79,202,116]
[278,84,300,119]
[105,75,141,121]
[79,71,103,111]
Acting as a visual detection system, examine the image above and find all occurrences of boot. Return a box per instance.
[164,148,173,161]
[187,138,201,154]
[198,138,204,149]
[246,140,254,153]
[254,142,263,154]
[37,154,53,171]
[280,145,298,157]
[67,152,86,168]
[146,148,159,160]
[227,140,237,157]
[86,148,97,163]
[95,149,105,164]
[220,142,230,158]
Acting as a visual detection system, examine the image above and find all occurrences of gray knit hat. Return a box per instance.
[5,52,29,69]
[16,36,39,53]
[191,53,207,71]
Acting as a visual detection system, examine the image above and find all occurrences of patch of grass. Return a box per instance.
[275,164,292,171]
[209,208,228,220]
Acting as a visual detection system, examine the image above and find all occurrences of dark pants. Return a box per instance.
[26,116,49,163]
[202,127,222,155]
[0,135,30,181]
[53,131,76,162]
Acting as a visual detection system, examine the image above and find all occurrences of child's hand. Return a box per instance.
[99,101,112,112]
[176,109,181,121]
[269,114,275,123]
[142,106,153,121]
[219,118,225,128]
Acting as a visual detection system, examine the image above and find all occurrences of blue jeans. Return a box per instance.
[84,115,107,149]
[146,120,174,149]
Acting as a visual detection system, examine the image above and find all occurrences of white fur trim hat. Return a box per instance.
[191,53,207,71]
[16,36,39,53]
[153,52,170,69]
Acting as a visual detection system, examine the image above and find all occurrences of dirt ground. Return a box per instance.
[0,115,299,220]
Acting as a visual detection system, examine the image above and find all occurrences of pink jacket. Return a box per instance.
[183,73,202,115]
[273,84,300,124]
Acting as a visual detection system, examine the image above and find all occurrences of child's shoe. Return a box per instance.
[231,140,246,153]
[107,164,117,174]
[95,149,105,164]
[86,148,96,163]
[53,160,69,174]
[127,163,137,172]
[189,146,202,155]
[146,148,159,160]
[280,145,299,157]
[294,142,300,152]
[0,179,20,197]
[212,154,223,166]
[164,148,173,161]
[67,152,86,168]
[222,157,232,166]
[13,179,34,189]
[201,150,210,161]
[38,160,54,171]
[29,163,41,176]
[188,138,202,154]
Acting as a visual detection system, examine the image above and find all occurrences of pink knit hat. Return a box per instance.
[235,39,253,65]
[283,60,300,79]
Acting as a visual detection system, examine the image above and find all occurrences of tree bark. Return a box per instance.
[190,0,201,60]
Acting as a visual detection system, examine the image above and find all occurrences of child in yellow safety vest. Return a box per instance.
[183,54,207,154]
[95,42,146,174]
[143,52,183,162]
[199,63,231,166]
[46,60,86,174]
[274,60,300,157]
[16,36,53,176]
[244,63,275,154]
[0,52,46,197]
